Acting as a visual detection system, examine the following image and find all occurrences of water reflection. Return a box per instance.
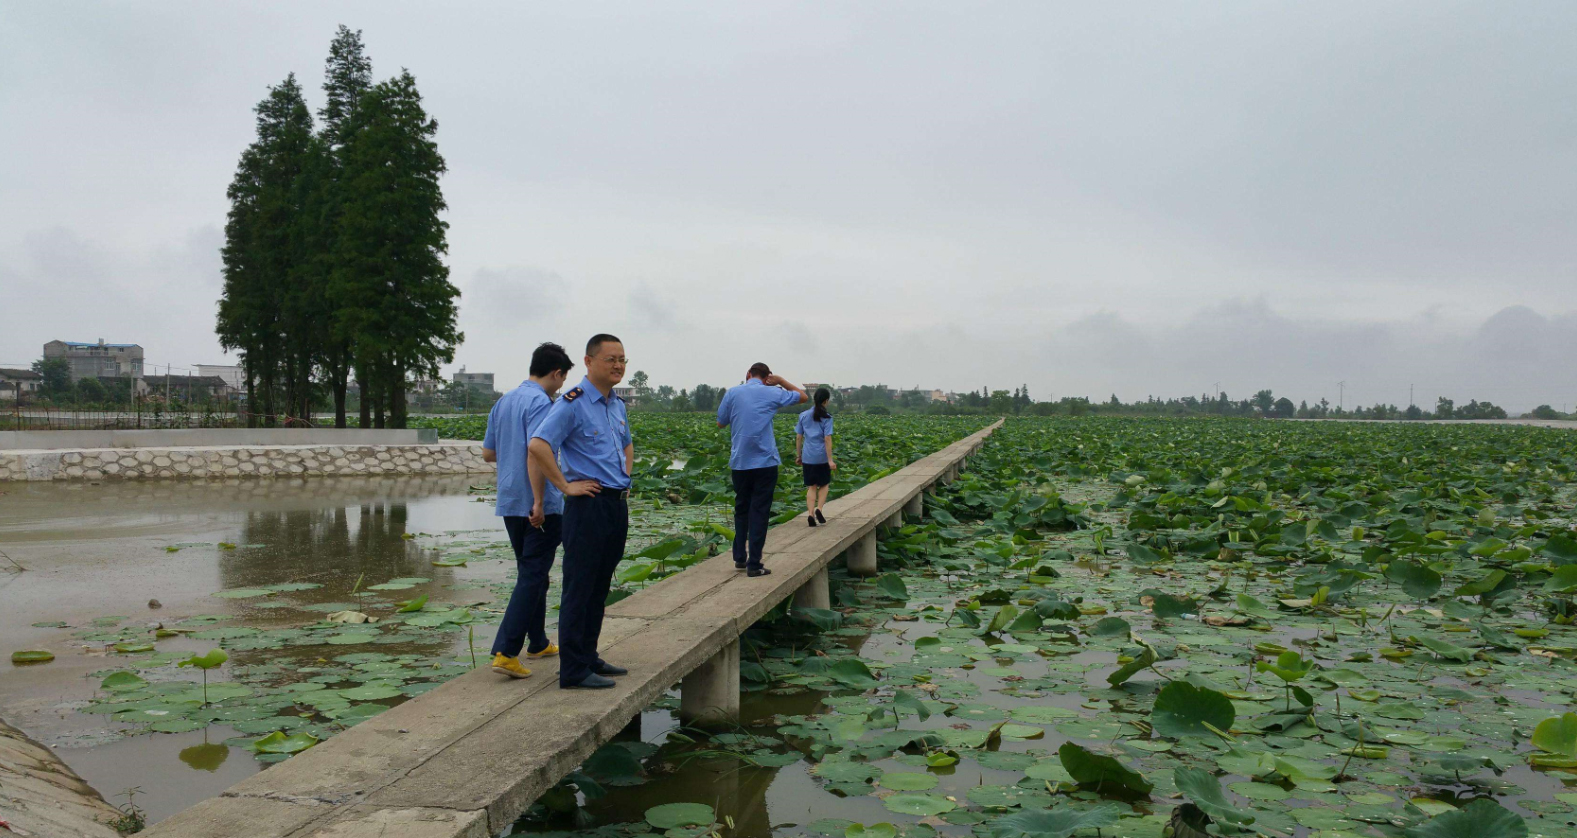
[219,501,438,593]
[177,737,230,773]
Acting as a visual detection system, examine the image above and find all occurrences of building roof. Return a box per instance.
[141,375,232,389]
[50,340,142,349]
[0,368,42,380]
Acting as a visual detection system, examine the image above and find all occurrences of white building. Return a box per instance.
[197,365,244,391]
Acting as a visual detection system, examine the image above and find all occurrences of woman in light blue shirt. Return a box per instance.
[795,388,836,526]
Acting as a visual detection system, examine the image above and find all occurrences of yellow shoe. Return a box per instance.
[490,653,532,679]
[525,643,559,659]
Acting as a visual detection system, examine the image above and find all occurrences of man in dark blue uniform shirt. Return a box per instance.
[529,334,634,690]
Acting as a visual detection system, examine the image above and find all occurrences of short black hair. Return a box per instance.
[747,362,772,380]
[586,333,622,357]
[529,342,574,377]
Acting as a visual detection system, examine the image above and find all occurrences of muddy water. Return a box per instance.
[0,476,505,820]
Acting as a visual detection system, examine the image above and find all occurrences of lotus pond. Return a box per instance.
[0,415,983,823]
[503,418,1577,838]
[7,416,1577,838]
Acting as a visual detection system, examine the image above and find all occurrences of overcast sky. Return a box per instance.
[3,2,1575,411]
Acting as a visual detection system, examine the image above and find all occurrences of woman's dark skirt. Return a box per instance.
[802,462,832,487]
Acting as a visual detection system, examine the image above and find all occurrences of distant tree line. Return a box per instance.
[217,27,459,429]
[616,375,1539,421]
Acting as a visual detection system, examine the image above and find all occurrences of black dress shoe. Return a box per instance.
[562,673,616,689]
[747,567,773,578]
[808,515,817,527]
[815,509,827,524]
[734,559,747,570]
[592,661,628,677]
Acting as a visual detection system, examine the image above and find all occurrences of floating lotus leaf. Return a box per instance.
[644,802,715,829]
[882,794,955,816]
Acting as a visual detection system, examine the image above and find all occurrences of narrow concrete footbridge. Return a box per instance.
[146,420,1003,838]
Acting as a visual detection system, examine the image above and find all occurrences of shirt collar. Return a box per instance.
[522,380,546,395]
[744,378,764,387]
[580,376,607,403]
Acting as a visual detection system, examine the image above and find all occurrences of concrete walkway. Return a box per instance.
[0,718,126,838]
[143,420,1001,838]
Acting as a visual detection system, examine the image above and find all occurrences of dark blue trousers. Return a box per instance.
[731,466,778,569]
[558,492,628,686]
[491,514,562,658]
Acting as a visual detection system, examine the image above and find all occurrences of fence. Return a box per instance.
[0,403,246,431]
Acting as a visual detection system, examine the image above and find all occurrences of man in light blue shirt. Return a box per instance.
[530,334,635,689]
[716,362,807,577]
[481,342,574,679]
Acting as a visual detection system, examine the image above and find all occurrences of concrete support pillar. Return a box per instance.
[846,531,878,577]
[680,641,740,726]
[904,493,924,520]
[884,510,903,531]
[792,566,830,610]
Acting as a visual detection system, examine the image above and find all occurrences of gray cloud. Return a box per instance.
[1040,301,1577,413]
[464,266,563,326]
[628,283,679,332]
[3,3,1575,408]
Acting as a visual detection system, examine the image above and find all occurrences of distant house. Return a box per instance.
[44,339,144,381]
[140,375,235,402]
[453,366,494,392]
[411,379,443,396]
[928,389,949,403]
[196,364,244,390]
[0,368,42,401]
[611,386,637,402]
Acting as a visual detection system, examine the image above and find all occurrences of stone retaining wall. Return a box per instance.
[0,443,492,482]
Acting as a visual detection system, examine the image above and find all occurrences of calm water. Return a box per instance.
[0,476,505,820]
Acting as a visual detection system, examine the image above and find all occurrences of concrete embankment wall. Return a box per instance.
[0,718,125,838]
[0,428,440,450]
[0,443,490,482]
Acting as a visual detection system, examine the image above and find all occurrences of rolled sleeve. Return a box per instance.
[621,414,633,447]
[826,417,834,436]
[533,399,575,447]
[777,388,801,408]
[716,391,732,426]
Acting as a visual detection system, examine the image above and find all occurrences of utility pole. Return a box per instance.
[1409,383,1414,408]
[1337,381,1346,412]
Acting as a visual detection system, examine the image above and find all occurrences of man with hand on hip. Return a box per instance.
[530,334,634,690]
[716,362,807,578]
[482,342,574,680]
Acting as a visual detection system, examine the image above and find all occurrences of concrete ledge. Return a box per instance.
[0,428,439,450]
[142,419,1003,838]
[0,718,124,838]
[0,442,490,482]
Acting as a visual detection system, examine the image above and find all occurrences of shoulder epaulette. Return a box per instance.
[562,387,584,402]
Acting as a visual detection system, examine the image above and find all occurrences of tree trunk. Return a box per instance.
[261,368,276,428]
[245,366,258,428]
[391,377,407,429]
[332,357,348,429]
[356,361,370,429]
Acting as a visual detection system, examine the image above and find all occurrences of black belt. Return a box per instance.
[570,489,630,501]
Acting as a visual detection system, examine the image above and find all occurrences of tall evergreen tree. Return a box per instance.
[331,70,460,429]
[318,26,373,427]
[218,74,314,427]
[319,26,373,149]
